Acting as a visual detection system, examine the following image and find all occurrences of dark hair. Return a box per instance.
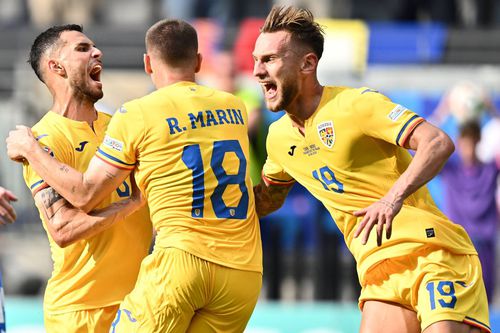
[145,19,198,67]
[459,121,481,141]
[28,24,83,82]
[261,5,325,59]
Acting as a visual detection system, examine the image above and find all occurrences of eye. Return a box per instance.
[76,44,90,52]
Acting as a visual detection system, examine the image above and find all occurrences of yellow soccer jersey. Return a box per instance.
[24,111,152,314]
[262,86,476,282]
[96,81,262,273]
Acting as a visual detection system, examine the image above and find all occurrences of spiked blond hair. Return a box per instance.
[261,5,325,59]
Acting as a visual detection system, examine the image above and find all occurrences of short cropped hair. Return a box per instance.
[28,24,83,83]
[459,121,481,141]
[261,5,325,59]
[145,19,198,67]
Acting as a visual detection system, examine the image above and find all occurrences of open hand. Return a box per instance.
[353,196,402,246]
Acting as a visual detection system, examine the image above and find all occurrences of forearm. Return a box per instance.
[49,198,142,247]
[254,182,292,217]
[388,133,453,203]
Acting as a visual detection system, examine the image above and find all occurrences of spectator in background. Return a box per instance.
[441,121,499,303]
[0,186,17,333]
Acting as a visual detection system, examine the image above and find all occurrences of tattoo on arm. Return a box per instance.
[254,183,292,217]
[59,165,70,173]
[41,188,63,209]
[104,171,116,180]
[37,187,68,220]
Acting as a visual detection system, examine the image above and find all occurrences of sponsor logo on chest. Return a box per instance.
[317,120,335,148]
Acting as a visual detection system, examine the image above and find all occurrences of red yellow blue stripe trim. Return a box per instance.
[396,116,425,147]
[262,173,295,187]
[464,316,491,333]
[96,149,135,170]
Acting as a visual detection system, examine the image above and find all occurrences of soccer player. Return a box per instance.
[7,25,153,332]
[0,186,17,333]
[7,19,262,332]
[251,5,489,333]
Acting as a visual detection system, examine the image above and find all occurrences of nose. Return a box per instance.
[92,46,103,59]
[253,60,265,79]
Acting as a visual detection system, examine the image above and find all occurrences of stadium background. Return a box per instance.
[1,0,500,331]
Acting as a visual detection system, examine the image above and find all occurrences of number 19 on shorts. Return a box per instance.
[426,281,457,310]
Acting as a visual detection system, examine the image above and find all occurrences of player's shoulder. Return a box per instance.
[267,112,291,136]
[31,112,67,143]
[329,86,386,103]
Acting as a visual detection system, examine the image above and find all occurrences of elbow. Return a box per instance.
[439,131,455,159]
[52,231,74,248]
[71,194,94,213]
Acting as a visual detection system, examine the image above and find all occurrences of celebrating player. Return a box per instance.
[252,5,489,333]
[7,25,152,332]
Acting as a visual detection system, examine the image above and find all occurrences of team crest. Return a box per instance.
[317,121,335,148]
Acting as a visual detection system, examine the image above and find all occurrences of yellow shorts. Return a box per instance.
[44,304,119,333]
[359,246,490,332]
[110,247,262,333]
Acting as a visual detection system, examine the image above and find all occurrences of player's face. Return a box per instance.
[253,31,300,112]
[56,30,103,102]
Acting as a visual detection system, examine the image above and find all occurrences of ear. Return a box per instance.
[194,53,202,73]
[48,60,66,77]
[144,53,152,74]
[300,53,318,74]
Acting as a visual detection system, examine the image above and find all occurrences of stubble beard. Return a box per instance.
[71,76,103,104]
[267,78,298,112]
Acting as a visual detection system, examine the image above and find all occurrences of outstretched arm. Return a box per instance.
[253,181,293,217]
[353,121,454,246]
[34,177,144,248]
[7,125,131,212]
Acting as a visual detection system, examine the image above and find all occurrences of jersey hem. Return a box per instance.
[43,299,122,315]
[155,244,263,274]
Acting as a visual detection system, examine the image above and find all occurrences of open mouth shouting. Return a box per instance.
[89,63,102,88]
[261,81,278,100]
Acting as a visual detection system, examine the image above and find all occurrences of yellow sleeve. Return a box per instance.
[23,131,71,195]
[261,124,295,186]
[96,103,144,170]
[351,89,425,146]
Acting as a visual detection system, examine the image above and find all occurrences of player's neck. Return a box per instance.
[51,95,97,125]
[287,83,324,130]
[153,70,196,89]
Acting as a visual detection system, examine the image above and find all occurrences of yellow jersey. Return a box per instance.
[96,81,262,273]
[24,111,152,314]
[262,86,476,282]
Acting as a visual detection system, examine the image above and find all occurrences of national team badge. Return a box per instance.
[317,121,335,148]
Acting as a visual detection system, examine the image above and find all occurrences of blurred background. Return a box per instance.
[1,0,500,332]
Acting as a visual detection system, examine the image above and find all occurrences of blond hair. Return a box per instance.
[261,5,325,59]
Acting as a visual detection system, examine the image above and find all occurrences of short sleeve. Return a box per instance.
[352,89,425,147]
[95,103,144,170]
[24,131,70,195]
[261,128,295,186]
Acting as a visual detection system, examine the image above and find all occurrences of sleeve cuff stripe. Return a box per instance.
[96,154,135,170]
[262,174,295,186]
[96,148,135,166]
[396,116,424,146]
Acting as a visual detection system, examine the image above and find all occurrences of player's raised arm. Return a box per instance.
[354,121,455,246]
[7,125,131,212]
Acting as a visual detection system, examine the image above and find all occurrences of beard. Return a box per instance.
[70,75,103,104]
[266,76,298,112]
